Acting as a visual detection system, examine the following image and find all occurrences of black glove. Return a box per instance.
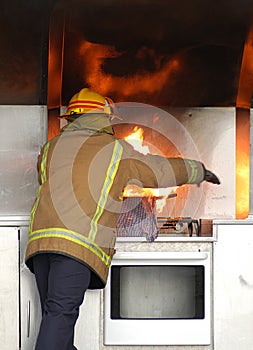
[204,168,220,185]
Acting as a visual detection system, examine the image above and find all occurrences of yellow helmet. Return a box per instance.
[63,88,110,117]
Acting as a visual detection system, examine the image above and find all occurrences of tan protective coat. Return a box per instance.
[25,117,205,288]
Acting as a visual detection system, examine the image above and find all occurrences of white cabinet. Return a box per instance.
[0,227,19,350]
[74,290,100,349]
[19,225,101,349]
[214,223,253,350]
[0,224,101,350]
[0,225,42,350]
[19,226,41,350]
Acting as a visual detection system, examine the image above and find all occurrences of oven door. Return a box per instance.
[104,251,211,345]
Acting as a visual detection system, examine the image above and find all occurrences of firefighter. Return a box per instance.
[25,88,220,350]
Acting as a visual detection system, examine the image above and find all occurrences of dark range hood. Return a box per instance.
[1,0,253,108]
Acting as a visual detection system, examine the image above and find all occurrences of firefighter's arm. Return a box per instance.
[119,140,220,187]
[128,154,220,187]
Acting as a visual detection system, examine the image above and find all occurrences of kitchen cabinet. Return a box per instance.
[0,227,19,350]
[0,224,42,350]
[213,222,253,350]
[0,223,100,350]
[19,226,41,349]
[19,225,100,349]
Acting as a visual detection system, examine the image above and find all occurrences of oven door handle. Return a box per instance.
[112,252,210,261]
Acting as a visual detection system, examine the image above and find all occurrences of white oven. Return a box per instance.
[104,251,211,346]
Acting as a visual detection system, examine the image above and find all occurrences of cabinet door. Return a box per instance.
[74,290,101,349]
[0,227,19,350]
[214,224,253,349]
[19,226,41,349]
[20,226,100,350]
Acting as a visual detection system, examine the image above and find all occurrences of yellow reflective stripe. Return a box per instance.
[28,228,111,267]
[41,142,50,184]
[28,186,42,233]
[186,159,198,183]
[29,143,50,233]
[88,140,123,241]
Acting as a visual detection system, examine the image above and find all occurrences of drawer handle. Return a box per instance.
[27,300,30,338]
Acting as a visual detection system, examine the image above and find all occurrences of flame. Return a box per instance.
[122,184,177,199]
[79,41,180,98]
[236,110,250,218]
[236,151,249,218]
[124,126,149,154]
[124,127,178,212]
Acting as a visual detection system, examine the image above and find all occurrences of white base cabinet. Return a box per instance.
[0,227,19,350]
[214,223,253,350]
[19,225,100,349]
[19,226,41,349]
[0,225,100,350]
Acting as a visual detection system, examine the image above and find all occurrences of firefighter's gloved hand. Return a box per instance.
[204,168,220,185]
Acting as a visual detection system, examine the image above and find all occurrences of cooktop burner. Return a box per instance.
[157,217,200,237]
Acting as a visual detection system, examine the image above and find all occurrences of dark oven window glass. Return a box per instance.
[110,265,204,319]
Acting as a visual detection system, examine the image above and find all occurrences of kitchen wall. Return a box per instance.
[114,105,235,219]
[0,106,47,216]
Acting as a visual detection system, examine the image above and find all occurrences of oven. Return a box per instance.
[104,248,211,346]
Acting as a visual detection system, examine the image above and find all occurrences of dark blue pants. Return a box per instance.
[33,253,91,350]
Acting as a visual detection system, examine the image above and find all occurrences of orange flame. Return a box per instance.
[124,126,149,154]
[79,41,180,98]
[236,110,250,218]
[123,126,178,212]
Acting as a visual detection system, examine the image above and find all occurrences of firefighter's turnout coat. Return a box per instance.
[25,113,205,289]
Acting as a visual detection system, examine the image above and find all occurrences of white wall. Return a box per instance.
[0,105,47,215]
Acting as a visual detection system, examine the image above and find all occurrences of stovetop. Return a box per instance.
[157,217,200,237]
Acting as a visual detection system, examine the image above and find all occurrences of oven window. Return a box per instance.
[110,265,204,319]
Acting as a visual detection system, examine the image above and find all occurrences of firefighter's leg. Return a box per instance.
[33,253,50,314]
[34,253,91,350]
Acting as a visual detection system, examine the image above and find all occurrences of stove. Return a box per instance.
[116,196,213,240]
[157,217,200,237]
